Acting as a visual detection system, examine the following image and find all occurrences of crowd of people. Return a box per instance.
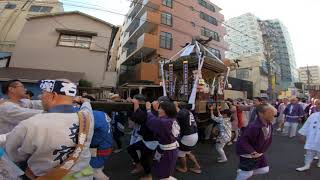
[0,78,319,180]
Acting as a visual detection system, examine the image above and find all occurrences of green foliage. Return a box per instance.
[78,79,92,87]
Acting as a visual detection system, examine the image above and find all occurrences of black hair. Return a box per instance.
[26,90,34,97]
[133,94,146,102]
[253,97,263,102]
[158,96,171,103]
[220,109,232,117]
[1,79,22,95]
[159,101,177,118]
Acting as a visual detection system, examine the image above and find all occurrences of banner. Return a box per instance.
[160,62,167,96]
[169,64,174,97]
[183,61,188,96]
[180,45,195,57]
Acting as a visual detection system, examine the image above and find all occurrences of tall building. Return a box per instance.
[225,13,264,59]
[0,0,63,53]
[299,66,320,85]
[259,19,298,89]
[225,13,297,90]
[118,0,227,89]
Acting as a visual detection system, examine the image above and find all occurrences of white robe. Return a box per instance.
[298,112,320,152]
[0,101,43,134]
[4,102,94,178]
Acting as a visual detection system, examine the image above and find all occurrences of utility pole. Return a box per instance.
[259,21,278,101]
[306,65,312,96]
[306,65,312,86]
[263,37,274,101]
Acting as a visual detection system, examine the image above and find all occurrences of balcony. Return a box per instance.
[119,62,159,85]
[125,0,159,33]
[124,11,159,48]
[123,33,159,66]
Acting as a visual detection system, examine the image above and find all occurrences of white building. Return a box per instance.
[299,66,320,85]
[225,13,298,90]
[225,13,265,59]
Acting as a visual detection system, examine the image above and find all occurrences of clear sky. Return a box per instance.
[62,0,320,68]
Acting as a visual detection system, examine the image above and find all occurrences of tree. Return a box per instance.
[78,79,92,87]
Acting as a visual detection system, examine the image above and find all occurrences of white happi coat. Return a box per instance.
[0,99,43,134]
[298,112,320,152]
[4,102,94,178]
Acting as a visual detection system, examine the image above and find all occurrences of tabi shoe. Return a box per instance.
[296,165,310,172]
[113,149,123,153]
[93,168,109,180]
[176,166,188,173]
[276,128,282,132]
[217,159,228,163]
[189,167,202,174]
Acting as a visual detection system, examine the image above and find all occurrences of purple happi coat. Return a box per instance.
[146,111,179,179]
[236,117,273,170]
[283,103,304,123]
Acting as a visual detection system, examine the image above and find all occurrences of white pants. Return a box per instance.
[305,150,320,165]
[283,122,299,137]
[215,143,227,160]
[235,166,269,180]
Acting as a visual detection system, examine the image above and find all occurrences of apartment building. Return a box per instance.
[299,66,320,85]
[118,0,227,90]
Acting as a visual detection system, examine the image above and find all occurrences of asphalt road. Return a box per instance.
[104,132,320,180]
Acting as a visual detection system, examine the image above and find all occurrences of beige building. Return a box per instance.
[299,66,320,85]
[0,0,63,52]
[9,11,119,87]
[108,26,122,72]
[229,55,269,97]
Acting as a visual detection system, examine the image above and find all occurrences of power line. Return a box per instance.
[78,0,259,53]
[36,0,267,49]
[37,0,259,57]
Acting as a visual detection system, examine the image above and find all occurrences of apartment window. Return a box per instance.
[198,0,215,12]
[200,12,218,26]
[58,34,92,49]
[201,27,219,42]
[237,69,250,79]
[5,3,16,9]
[191,22,195,27]
[160,32,172,49]
[161,12,172,26]
[162,0,172,8]
[29,5,52,13]
[207,47,221,59]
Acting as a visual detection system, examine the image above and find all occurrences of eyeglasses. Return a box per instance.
[13,85,25,89]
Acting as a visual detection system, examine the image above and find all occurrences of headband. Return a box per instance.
[39,80,77,97]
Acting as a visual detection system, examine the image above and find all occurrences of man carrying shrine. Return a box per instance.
[4,79,95,179]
